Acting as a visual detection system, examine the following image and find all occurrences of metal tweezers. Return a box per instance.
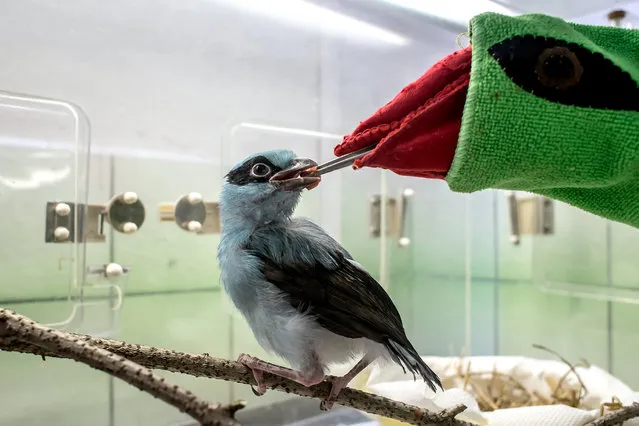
[309,143,376,176]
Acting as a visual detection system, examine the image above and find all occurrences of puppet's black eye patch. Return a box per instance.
[488,35,639,112]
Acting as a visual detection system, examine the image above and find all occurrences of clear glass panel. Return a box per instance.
[467,190,499,356]
[0,91,106,425]
[492,195,605,369]
[383,173,477,357]
[0,90,91,330]
[532,204,639,304]
[527,200,639,388]
[528,203,611,369]
[609,221,639,389]
[108,150,232,424]
[533,203,609,293]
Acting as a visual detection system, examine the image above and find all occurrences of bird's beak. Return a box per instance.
[269,158,321,191]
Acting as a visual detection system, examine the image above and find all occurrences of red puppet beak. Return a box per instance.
[334,45,472,180]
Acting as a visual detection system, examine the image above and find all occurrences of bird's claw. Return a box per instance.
[237,353,267,396]
[319,399,335,411]
[319,380,337,411]
[250,385,264,396]
[320,375,347,411]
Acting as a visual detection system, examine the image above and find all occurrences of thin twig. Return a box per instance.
[0,309,241,426]
[586,402,639,425]
[0,310,471,426]
[533,343,588,403]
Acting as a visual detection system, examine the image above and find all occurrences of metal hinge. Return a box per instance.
[45,192,146,243]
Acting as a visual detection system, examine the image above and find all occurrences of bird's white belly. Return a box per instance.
[312,327,387,371]
[247,300,386,374]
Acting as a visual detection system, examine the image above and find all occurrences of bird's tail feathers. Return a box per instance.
[385,338,443,392]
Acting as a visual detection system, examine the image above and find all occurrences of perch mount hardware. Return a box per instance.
[45,192,146,244]
[158,192,221,235]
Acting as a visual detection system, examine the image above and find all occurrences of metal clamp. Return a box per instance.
[397,188,414,247]
[159,192,220,234]
[45,192,146,243]
[369,195,384,238]
[506,191,554,245]
[507,191,521,245]
[369,188,414,248]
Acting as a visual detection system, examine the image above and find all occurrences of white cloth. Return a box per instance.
[366,356,639,425]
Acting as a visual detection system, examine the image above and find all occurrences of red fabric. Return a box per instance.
[334,46,472,179]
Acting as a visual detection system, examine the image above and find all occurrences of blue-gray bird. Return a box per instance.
[217,149,442,409]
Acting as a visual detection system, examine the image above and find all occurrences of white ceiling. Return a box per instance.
[328,0,639,37]
[489,0,638,21]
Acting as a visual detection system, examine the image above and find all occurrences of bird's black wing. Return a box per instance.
[246,219,442,391]
[250,234,443,391]
[254,250,408,346]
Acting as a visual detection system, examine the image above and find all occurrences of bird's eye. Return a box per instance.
[251,163,271,177]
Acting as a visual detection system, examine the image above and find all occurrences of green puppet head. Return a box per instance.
[447,13,639,228]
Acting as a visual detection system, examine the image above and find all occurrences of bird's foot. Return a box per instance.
[320,376,350,411]
[237,353,268,396]
[237,353,324,397]
[319,357,372,411]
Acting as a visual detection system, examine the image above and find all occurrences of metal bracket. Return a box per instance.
[369,188,414,247]
[159,192,221,234]
[506,191,554,245]
[45,192,146,244]
[396,188,414,247]
[45,202,106,243]
[369,195,392,238]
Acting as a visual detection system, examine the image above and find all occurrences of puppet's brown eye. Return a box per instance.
[535,46,583,90]
[488,35,639,112]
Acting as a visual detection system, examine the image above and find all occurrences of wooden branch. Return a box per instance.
[586,403,639,426]
[0,310,471,426]
[0,309,242,426]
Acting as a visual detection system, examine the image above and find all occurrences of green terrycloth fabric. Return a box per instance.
[447,12,639,228]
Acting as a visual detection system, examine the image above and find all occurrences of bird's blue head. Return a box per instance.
[219,149,320,226]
